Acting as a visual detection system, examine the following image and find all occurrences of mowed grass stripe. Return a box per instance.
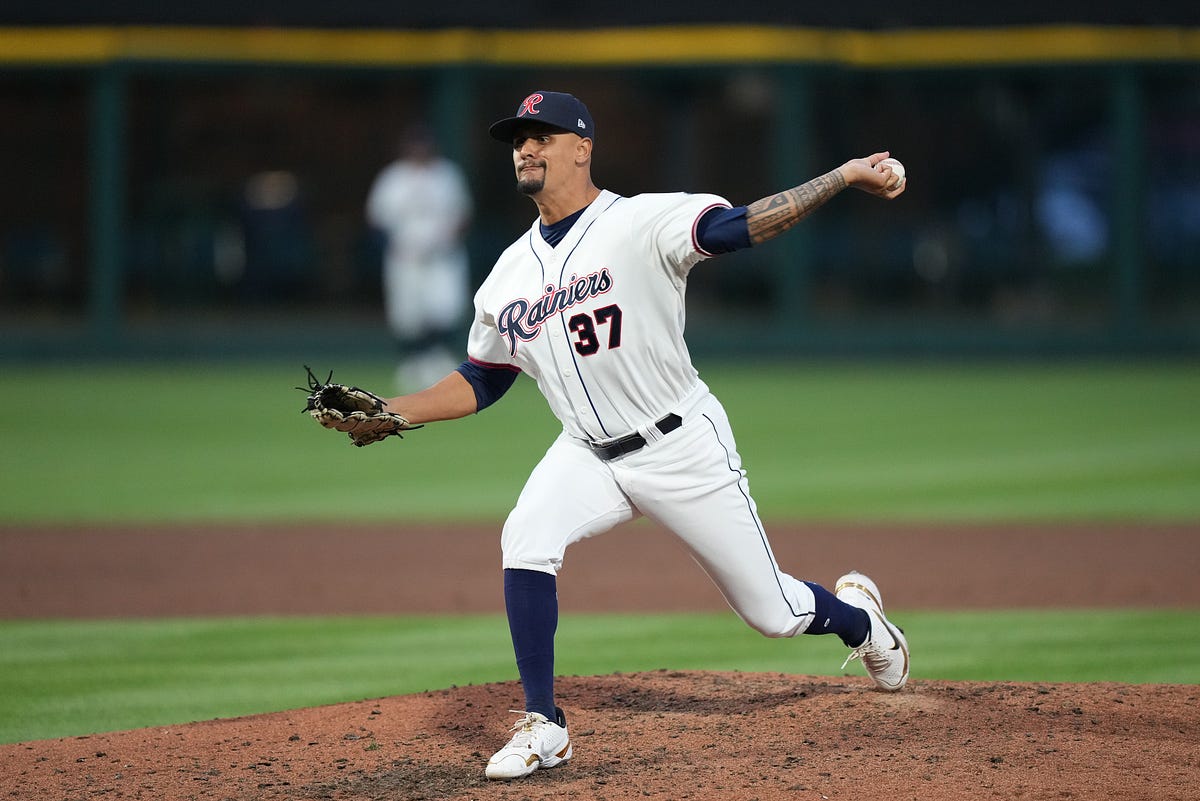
[0,361,1196,522]
[1,609,1197,744]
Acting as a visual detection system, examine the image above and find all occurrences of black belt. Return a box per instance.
[588,413,683,461]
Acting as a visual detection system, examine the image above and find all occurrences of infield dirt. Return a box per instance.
[1,521,1197,800]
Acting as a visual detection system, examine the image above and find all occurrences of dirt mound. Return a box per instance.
[3,671,1196,801]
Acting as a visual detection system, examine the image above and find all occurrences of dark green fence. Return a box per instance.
[1,25,1197,358]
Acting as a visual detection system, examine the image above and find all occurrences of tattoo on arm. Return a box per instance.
[746,169,847,245]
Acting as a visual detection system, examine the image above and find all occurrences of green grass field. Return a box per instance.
[2,610,1197,745]
[1,360,1197,523]
[1,360,1197,745]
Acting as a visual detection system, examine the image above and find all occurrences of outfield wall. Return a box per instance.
[1,21,1198,358]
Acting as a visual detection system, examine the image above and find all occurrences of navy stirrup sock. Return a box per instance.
[503,568,559,720]
[803,581,870,648]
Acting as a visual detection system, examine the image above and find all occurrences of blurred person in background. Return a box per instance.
[367,122,473,390]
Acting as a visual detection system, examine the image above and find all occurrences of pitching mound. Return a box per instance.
[4,670,1197,800]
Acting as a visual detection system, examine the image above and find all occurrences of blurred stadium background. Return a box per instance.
[1,3,1198,362]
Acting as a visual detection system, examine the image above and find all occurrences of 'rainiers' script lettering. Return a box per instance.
[497,269,614,355]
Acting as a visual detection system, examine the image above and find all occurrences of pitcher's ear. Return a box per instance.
[576,136,593,164]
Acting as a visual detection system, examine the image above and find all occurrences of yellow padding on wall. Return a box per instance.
[1,24,1198,68]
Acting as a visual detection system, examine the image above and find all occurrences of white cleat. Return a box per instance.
[485,707,572,780]
[835,572,910,691]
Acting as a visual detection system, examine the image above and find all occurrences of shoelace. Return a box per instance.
[502,711,544,747]
[841,640,889,673]
[841,614,906,675]
[841,606,889,671]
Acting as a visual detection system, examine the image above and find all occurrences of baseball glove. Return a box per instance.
[299,365,422,447]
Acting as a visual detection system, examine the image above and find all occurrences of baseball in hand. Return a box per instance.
[878,157,906,189]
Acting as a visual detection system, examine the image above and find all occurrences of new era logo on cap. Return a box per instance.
[490,91,595,143]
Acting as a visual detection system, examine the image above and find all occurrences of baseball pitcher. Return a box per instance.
[304,90,910,780]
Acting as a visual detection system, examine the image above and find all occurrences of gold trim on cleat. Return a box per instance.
[835,579,883,610]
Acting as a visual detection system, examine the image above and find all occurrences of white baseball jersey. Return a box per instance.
[469,188,820,640]
[466,189,727,442]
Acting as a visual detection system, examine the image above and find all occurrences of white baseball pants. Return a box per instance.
[501,386,817,638]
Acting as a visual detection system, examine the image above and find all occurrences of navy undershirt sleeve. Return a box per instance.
[696,205,752,254]
[455,359,520,412]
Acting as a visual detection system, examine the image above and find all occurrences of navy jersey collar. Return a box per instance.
[539,206,588,247]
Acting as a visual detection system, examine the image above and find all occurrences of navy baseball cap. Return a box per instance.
[489,91,595,143]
